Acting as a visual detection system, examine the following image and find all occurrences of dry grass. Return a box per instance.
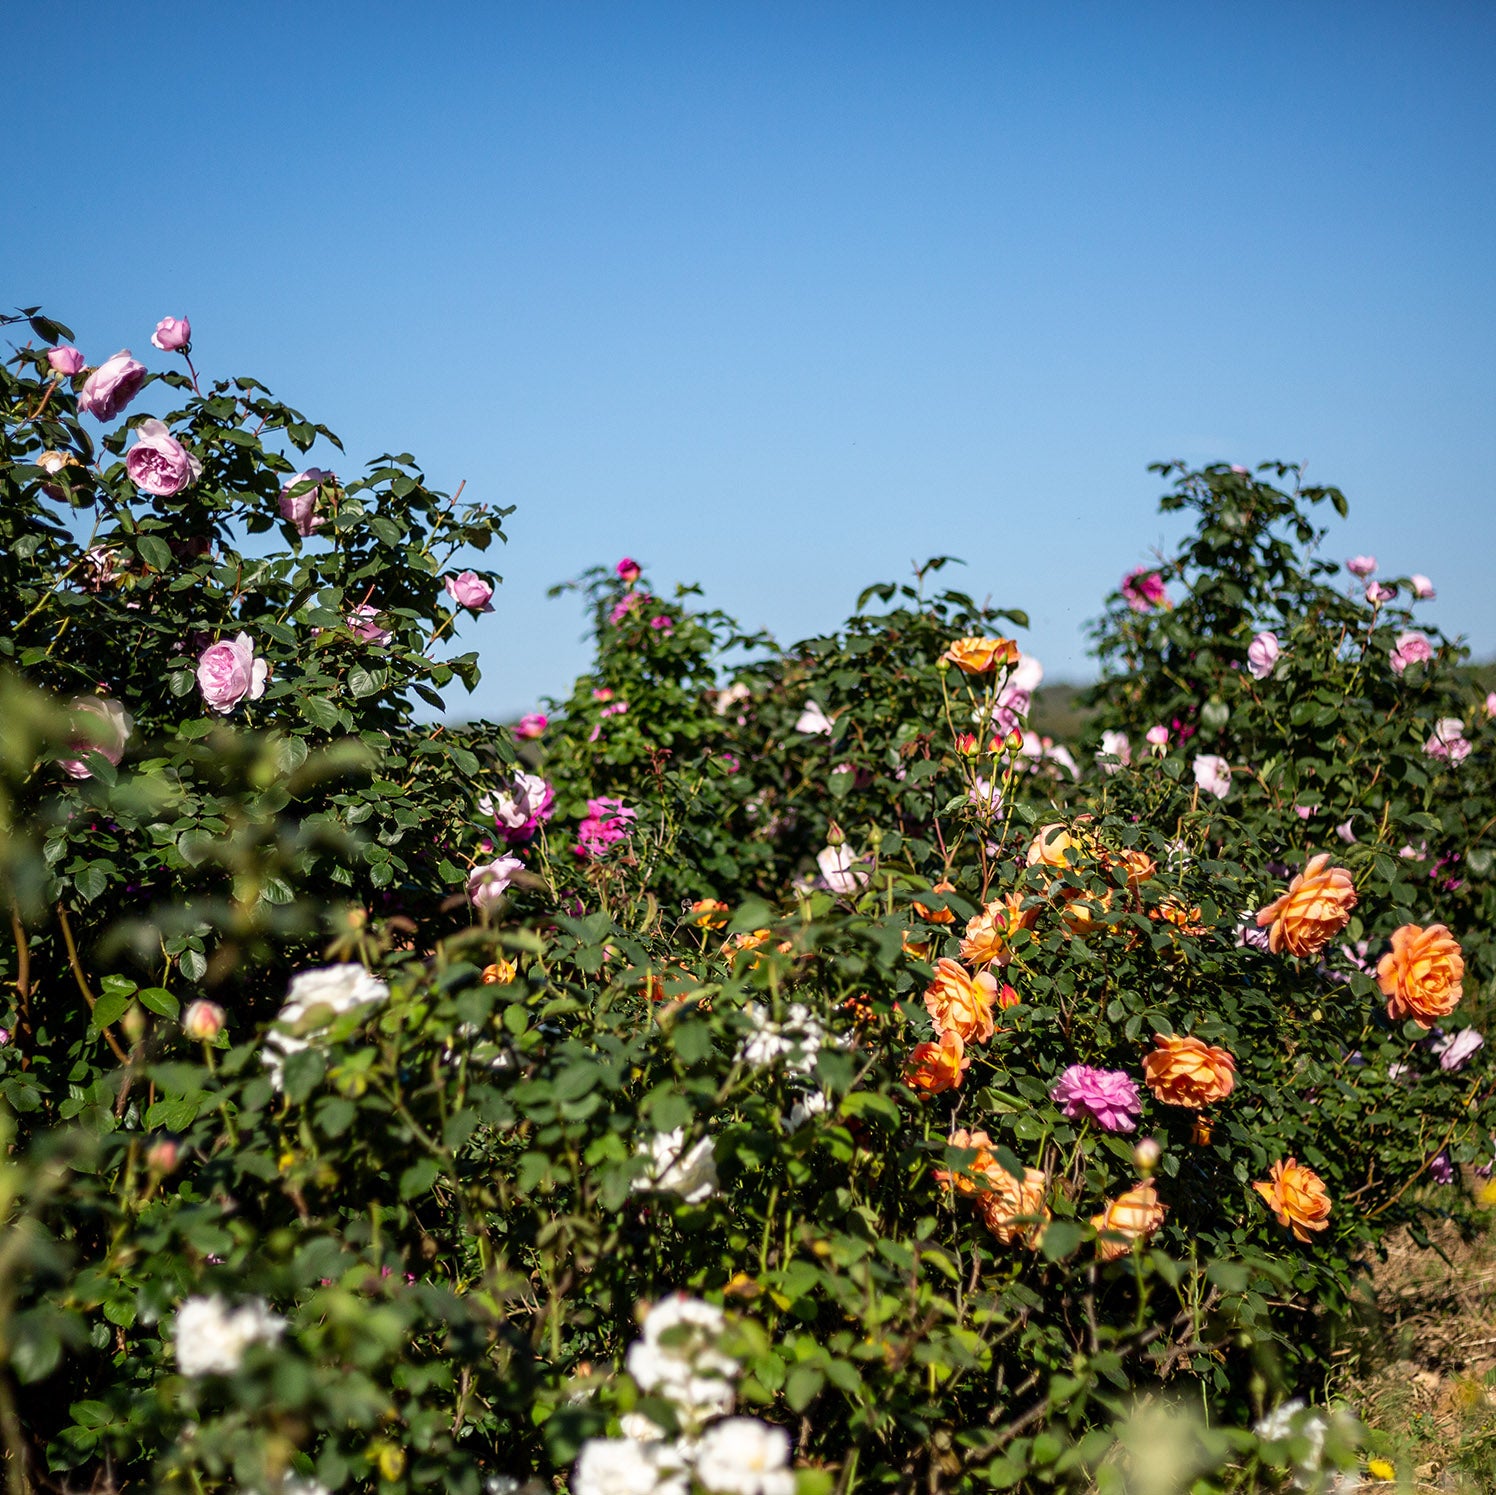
[1334,1195,1496,1491]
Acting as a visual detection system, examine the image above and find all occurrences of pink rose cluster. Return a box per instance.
[609,592,648,626]
[483,772,555,844]
[197,634,269,714]
[1390,631,1434,675]
[575,797,636,859]
[126,418,202,496]
[1120,568,1170,613]
[1050,1064,1142,1132]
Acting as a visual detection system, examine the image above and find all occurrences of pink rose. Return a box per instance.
[468,854,524,910]
[1390,631,1433,674]
[125,418,201,496]
[348,605,392,646]
[58,697,132,779]
[151,316,191,352]
[1410,573,1435,599]
[649,615,673,632]
[1145,725,1170,753]
[609,593,645,625]
[1486,692,1496,719]
[196,633,269,714]
[1424,718,1471,764]
[1246,631,1280,681]
[1335,820,1357,843]
[444,571,494,611]
[278,469,333,535]
[78,351,147,421]
[1050,1065,1142,1132]
[181,999,225,1041]
[574,797,636,859]
[514,713,547,739]
[1345,555,1377,577]
[1365,581,1395,604]
[482,772,555,843]
[1121,568,1170,612]
[1192,753,1231,799]
[616,556,641,583]
[1433,1028,1483,1072]
[817,843,869,895]
[47,346,85,376]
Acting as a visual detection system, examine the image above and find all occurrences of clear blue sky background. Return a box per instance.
[7,2,1494,721]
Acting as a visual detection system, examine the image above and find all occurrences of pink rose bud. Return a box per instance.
[278,469,333,536]
[151,316,191,352]
[1365,581,1395,604]
[1410,573,1435,599]
[182,999,225,1041]
[1246,631,1280,681]
[514,713,547,739]
[1132,1137,1162,1173]
[1145,725,1170,753]
[47,346,85,376]
[58,697,133,780]
[616,556,641,583]
[125,418,202,497]
[444,570,494,611]
[1345,555,1377,577]
[146,1137,181,1173]
[196,633,269,713]
[0,1029,10,1047]
[78,350,148,421]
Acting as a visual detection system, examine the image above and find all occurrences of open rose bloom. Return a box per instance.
[58,697,132,779]
[1253,1158,1331,1241]
[942,635,1019,675]
[904,1029,968,1095]
[1091,1181,1167,1260]
[1255,853,1357,957]
[78,350,147,421]
[125,418,202,496]
[924,959,999,1043]
[1143,1034,1235,1107]
[278,469,334,535]
[1377,922,1465,1028]
[196,633,269,714]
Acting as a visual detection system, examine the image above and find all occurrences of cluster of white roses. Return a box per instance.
[575,1296,795,1495]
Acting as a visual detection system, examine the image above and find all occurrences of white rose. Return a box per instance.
[739,1003,823,1075]
[262,964,390,1089]
[573,1439,687,1495]
[172,1295,284,1376]
[631,1130,718,1204]
[694,1418,795,1495]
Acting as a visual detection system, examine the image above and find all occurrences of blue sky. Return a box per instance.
[7,2,1494,720]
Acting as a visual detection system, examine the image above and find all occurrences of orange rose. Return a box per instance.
[942,636,1019,675]
[913,879,958,925]
[1027,823,1081,869]
[905,1029,969,1095]
[901,930,933,962]
[1090,1181,1168,1261]
[1061,886,1113,937]
[1113,848,1157,891]
[959,892,1034,967]
[1142,1033,1236,1107]
[1150,900,1206,935]
[690,898,730,929]
[1377,923,1465,1028]
[978,1165,1051,1249]
[481,959,517,985]
[1253,1158,1331,1242]
[1255,853,1357,957]
[934,1127,1001,1195]
[924,958,999,1043]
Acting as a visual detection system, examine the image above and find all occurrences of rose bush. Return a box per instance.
[0,314,1491,1493]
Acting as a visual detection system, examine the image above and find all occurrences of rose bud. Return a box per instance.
[146,1137,181,1173]
[1132,1137,1162,1174]
[151,316,192,352]
[182,1000,226,1042]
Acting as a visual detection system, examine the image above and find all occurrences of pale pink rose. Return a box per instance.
[1345,555,1377,577]
[78,350,147,421]
[1246,631,1280,680]
[482,772,555,843]
[444,570,494,611]
[1335,820,1356,844]
[125,418,201,496]
[1390,631,1434,674]
[1192,753,1231,799]
[1009,652,1044,694]
[196,633,269,714]
[818,843,869,894]
[467,855,524,910]
[47,346,85,376]
[58,697,132,779]
[348,605,391,645]
[1097,730,1130,773]
[616,556,641,583]
[1145,725,1170,753]
[278,469,333,535]
[151,316,191,352]
[795,701,833,736]
[1293,804,1318,819]
[1365,581,1396,605]
[182,999,225,1041]
[1410,574,1435,599]
[1424,718,1471,765]
[1485,692,1496,719]
[514,713,548,739]
[1433,1028,1483,1072]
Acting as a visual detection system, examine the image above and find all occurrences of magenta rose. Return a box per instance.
[616,556,641,583]
[151,316,191,352]
[78,351,147,421]
[1050,1065,1142,1132]
[47,346,85,376]
[125,418,201,496]
[278,469,333,536]
[444,570,494,611]
[197,633,269,714]
[1120,568,1170,612]
[514,713,547,739]
[58,697,133,779]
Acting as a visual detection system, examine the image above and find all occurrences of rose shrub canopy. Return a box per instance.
[0,308,1493,1492]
